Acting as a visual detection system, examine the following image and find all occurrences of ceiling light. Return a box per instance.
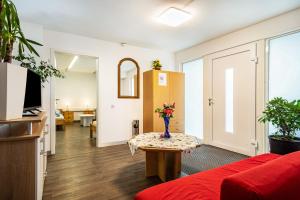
[68,56,78,70]
[157,7,192,27]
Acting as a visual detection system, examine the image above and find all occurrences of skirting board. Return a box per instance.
[98,140,127,147]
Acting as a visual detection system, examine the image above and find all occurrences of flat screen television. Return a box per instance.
[23,69,42,111]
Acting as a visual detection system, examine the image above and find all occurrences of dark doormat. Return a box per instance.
[182,145,249,175]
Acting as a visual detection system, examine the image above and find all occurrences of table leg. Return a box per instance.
[146,151,158,177]
[145,151,181,182]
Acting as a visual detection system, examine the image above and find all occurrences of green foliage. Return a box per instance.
[152,59,162,70]
[0,0,64,83]
[0,0,42,63]
[14,55,64,86]
[258,97,300,140]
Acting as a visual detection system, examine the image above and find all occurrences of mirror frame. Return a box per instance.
[118,57,140,99]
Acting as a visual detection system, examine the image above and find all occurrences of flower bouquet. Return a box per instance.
[155,103,175,138]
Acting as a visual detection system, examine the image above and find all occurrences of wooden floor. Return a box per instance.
[43,123,161,200]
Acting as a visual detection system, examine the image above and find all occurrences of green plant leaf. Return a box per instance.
[259,97,300,140]
[0,0,41,61]
[26,39,43,46]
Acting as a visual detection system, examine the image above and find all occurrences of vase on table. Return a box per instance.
[163,117,171,138]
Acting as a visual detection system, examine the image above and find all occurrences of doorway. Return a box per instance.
[182,59,204,139]
[50,50,100,154]
[206,43,257,156]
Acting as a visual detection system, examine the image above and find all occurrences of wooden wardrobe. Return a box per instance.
[143,70,185,133]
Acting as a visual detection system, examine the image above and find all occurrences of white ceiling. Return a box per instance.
[14,0,300,51]
[55,52,97,73]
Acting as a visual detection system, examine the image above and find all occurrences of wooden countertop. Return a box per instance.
[0,112,47,142]
[61,109,96,112]
[0,112,47,124]
[0,134,41,142]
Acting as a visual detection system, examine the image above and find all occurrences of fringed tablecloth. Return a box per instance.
[128,132,202,155]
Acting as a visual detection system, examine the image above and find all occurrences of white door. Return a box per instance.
[209,44,257,156]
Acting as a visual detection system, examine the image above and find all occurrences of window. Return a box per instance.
[183,59,203,139]
[268,31,300,136]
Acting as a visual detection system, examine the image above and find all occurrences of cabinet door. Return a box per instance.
[143,71,154,133]
[153,71,170,132]
[36,137,44,200]
[169,72,185,133]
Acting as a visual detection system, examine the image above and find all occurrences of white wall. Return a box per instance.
[41,29,175,146]
[56,71,97,110]
[175,8,300,65]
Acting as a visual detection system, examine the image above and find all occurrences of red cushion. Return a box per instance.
[135,153,280,200]
[221,151,300,200]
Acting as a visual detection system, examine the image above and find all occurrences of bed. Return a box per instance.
[56,109,65,131]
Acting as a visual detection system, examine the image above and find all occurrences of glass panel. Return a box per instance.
[225,68,234,133]
[269,31,300,137]
[131,78,135,96]
[183,59,204,139]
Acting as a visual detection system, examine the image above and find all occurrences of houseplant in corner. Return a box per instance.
[155,103,175,138]
[259,97,300,155]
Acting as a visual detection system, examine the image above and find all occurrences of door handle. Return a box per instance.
[208,98,214,106]
[250,139,258,149]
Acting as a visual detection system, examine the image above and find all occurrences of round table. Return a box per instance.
[128,132,202,182]
[80,114,95,127]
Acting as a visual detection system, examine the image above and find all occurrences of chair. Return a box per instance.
[89,109,97,138]
[90,119,97,138]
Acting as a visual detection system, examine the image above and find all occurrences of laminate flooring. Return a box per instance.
[43,123,161,200]
[43,123,247,200]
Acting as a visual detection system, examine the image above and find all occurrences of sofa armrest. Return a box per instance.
[221,151,300,200]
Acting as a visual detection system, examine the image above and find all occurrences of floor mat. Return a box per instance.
[182,145,248,174]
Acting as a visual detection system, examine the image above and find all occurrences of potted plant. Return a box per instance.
[152,59,162,70]
[259,97,300,155]
[0,0,64,120]
[155,103,175,138]
[0,0,43,120]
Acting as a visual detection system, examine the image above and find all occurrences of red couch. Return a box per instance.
[135,151,300,200]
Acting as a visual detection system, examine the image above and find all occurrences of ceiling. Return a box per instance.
[55,52,97,73]
[14,0,300,51]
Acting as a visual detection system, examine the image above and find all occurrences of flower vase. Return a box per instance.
[163,117,171,138]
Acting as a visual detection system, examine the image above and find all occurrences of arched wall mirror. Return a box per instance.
[118,58,140,99]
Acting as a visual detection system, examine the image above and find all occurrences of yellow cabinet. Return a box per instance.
[143,70,184,133]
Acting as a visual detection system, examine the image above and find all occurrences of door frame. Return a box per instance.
[49,48,102,154]
[203,42,266,156]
